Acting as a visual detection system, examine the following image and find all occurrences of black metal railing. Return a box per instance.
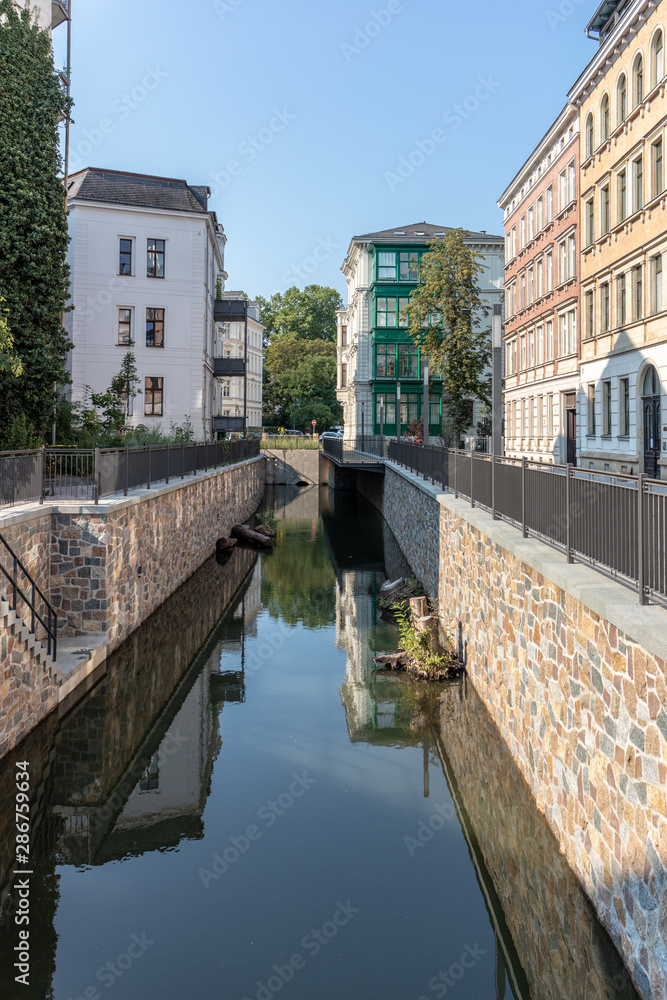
[0,533,57,660]
[1,439,260,508]
[321,436,386,465]
[386,440,667,607]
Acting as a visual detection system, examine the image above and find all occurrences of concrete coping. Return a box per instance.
[0,454,265,528]
[385,459,667,665]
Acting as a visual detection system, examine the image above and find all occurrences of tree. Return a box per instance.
[256,285,342,345]
[0,296,22,377]
[90,350,141,433]
[0,0,72,448]
[406,231,491,440]
[262,338,341,429]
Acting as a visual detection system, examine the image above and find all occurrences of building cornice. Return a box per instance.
[498,105,580,210]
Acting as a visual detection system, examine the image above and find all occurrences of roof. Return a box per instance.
[352,222,502,243]
[586,0,623,35]
[67,168,210,214]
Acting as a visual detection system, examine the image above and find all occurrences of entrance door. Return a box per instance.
[642,366,662,479]
[564,392,577,466]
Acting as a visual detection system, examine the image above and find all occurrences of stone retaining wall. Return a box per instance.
[0,620,60,758]
[364,462,667,1000]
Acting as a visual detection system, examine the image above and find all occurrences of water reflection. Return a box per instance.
[0,486,640,1000]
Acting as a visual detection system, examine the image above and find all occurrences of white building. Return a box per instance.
[26,0,69,33]
[337,224,504,443]
[66,168,262,438]
[213,295,264,433]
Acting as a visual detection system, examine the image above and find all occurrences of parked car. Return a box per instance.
[319,430,343,441]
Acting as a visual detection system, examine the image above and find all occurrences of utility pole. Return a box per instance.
[492,304,503,456]
[422,359,429,447]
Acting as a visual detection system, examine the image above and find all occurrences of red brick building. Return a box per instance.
[498,104,581,464]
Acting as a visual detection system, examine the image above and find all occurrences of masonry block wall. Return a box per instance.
[373,463,667,1000]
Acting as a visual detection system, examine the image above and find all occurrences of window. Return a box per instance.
[617,273,627,325]
[652,30,664,89]
[652,138,663,199]
[586,198,595,245]
[547,393,554,436]
[376,393,396,428]
[568,160,576,202]
[520,215,526,248]
[147,239,165,279]
[506,339,516,375]
[118,308,132,345]
[601,281,610,331]
[398,343,419,378]
[537,197,544,231]
[620,377,630,435]
[587,384,597,434]
[586,112,594,158]
[546,320,554,360]
[537,257,544,298]
[602,381,612,435]
[601,185,610,234]
[585,290,595,338]
[377,298,397,327]
[601,94,610,141]
[536,324,544,364]
[559,241,567,283]
[528,206,535,240]
[520,334,526,370]
[546,185,554,222]
[341,325,348,346]
[618,73,627,123]
[139,753,160,792]
[119,239,133,276]
[378,252,396,280]
[144,376,163,416]
[559,310,576,356]
[528,328,535,368]
[618,170,627,222]
[146,308,164,348]
[634,265,643,319]
[652,254,663,313]
[634,155,644,210]
[634,53,644,107]
[520,273,526,310]
[399,393,420,426]
[376,344,396,377]
[568,234,576,278]
[527,266,534,304]
[558,169,567,211]
[546,251,553,291]
[399,252,419,281]
[341,364,347,387]
[510,227,517,258]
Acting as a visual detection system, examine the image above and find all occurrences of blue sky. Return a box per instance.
[53,0,596,300]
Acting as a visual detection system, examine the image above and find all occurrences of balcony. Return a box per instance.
[213,416,245,433]
[211,357,246,377]
[214,299,247,322]
[52,0,70,28]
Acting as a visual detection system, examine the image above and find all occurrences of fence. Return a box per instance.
[0,439,260,508]
[385,440,667,607]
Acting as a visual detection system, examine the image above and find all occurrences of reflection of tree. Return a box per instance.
[261,522,336,628]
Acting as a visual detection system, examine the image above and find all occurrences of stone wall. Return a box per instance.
[0,617,60,758]
[0,511,53,641]
[368,461,667,1000]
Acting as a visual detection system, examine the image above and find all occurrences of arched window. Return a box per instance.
[617,73,627,123]
[652,30,664,89]
[586,112,594,158]
[634,53,644,107]
[601,94,610,140]
[643,365,661,397]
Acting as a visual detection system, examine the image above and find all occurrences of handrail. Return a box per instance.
[0,533,58,660]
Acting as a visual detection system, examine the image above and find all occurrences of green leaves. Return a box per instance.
[0,0,72,446]
[407,231,491,439]
[256,285,343,344]
[262,336,342,430]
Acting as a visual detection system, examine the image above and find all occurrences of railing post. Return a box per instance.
[94,447,100,505]
[12,555,17,611]
[147,445,152,489]
[492,455,497,520]
[638,473,648,605]
[194,443,198,477]
[182,442,185,479]
[39,446,45,505]
[522,457,527,538]
[124,446,129,496]
[470,452,475,509]
[454,448,458,499]
[166,443,170,484]
[566,464,573,563]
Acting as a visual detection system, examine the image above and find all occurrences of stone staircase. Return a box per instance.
[0,598,61,686]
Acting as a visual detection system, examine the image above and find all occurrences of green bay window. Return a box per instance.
[376,344,396,377]
[376,392,396,430]
[378,252,397,280]
[398,343,419,378]
[376,297,410,328]
[400,393,420,427]
[399,251,419,281]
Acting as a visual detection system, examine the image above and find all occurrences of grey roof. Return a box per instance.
[586,0,622,34]
[67,168,210,214]
[353,222,502,243]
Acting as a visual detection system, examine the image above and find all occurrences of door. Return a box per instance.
[564,392,577,466]
[642,366,662,479]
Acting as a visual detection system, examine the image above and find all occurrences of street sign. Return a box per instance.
[312,420,317,426]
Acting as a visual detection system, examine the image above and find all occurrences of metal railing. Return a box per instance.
[386,440,667,606]
[0,533,57,660]
[1,439,261,509]
[322,436,387,465]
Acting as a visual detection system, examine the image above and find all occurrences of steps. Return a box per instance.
[1,598,60,684]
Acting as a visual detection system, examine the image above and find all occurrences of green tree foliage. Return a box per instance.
[256,285,342,345]
[0,297,22,377]
[407,231,490,439]
[0,0,72,447]
[262,338,341,430]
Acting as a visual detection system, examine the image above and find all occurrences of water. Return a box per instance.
[0,487,639,1000]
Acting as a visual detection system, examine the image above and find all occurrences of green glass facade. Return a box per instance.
[370,244,442,436]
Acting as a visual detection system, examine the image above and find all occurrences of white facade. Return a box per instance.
[25,0,69,32]
[66,169,262,439]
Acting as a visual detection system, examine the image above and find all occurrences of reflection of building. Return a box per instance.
[337,224,504,441]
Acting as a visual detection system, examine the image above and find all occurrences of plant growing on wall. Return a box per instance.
[0,0,73,448]
[406,231,491,443]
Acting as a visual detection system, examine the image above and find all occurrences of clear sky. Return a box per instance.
[53,0,596,300]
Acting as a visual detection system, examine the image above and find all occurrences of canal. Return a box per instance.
[0,487,640,1000]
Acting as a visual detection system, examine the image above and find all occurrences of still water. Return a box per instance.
[0,487,639,1000]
